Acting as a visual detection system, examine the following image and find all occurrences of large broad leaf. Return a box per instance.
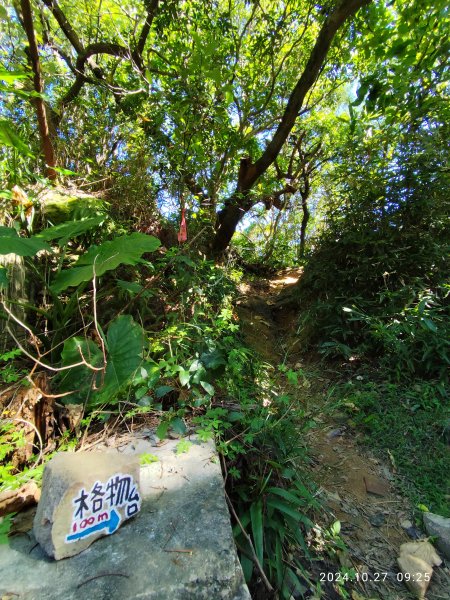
[51,233,160,292]
[0,227,52,256]
[59,316,144,407]
[0,226,18,238]
[35,217,105,246]
[93,315,144,404]
[0,119,34,157]
[58,337,105,404]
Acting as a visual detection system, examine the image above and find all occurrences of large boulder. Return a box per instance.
[38,187,106,223]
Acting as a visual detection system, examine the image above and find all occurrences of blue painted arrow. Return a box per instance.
[66,509,121,542]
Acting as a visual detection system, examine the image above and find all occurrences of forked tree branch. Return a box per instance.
[240,0,372,190]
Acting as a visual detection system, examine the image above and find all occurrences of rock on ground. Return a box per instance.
[423,512,450,560]
[33,452,141,560]
[0,434,250,600]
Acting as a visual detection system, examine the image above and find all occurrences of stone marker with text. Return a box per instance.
[33,452,141,559]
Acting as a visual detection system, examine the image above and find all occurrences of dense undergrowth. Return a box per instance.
[0,197,327,598]
[0,2,448,598]
[293,121,449,518]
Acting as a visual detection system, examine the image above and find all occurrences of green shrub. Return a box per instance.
[295,121,450,385]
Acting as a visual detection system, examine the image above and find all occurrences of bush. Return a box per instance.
[295,121,450,385]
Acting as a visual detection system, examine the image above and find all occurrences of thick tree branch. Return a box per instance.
[135,0,159,58]
[74,42,132,73]
[240,0,371,190]
[41,0,167,116]
[212,0,371,253]
[261,184,297,210]
[40,0,84,53]
[20,0,57,180]
[184,175,211,206]
[60,42,132,106]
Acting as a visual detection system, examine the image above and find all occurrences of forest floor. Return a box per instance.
[235,270,450,600]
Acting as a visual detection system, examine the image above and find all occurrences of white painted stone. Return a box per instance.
[33,451,141,560]
[1,435,250,599]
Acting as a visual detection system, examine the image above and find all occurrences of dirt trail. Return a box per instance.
[236,270,449,600]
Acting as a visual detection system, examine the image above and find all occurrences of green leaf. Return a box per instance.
[179,368,190,386]
[174,254,196,267]
[227,410,243,422]
[93,315,144,403]
[58,337,104,403]
[267,497,312,526]
[0,266,8,289]
[156,420,170,440]
[155,385,175,398]
[116,280,153,298]
[53,166,78,176]
[135,386,148,400]
[35,217,104,246]
[171,417,187,435]
[200,380,214,396]
[266,486,306,507]
[417,298,428,315]
[0,514,13,544]
[240,555,254,583]
[0,70,28,83]
[274,534,284,589]
[0,119,34,157]
[58,316,143,406]
[292,481,320,508]
[51,233,160,292]
[0,226,18,238]
[140,453,159,465]
[286,568,308,596]
[250,499,264,566]
[330,520,341,536]
[422,317,437,333]
[200,349,227,369]
[137,396,153,407]
[0,229,52,256]
[175,439,192,454]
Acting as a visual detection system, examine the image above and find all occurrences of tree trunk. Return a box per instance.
[20,0,57,181]
[263,207,284,263]
[211,0,371,254]
[213,200,246,255]
[299,193,310,260]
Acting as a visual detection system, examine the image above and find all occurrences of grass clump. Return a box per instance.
[334,378,449,516]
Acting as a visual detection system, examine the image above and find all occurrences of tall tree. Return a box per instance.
[17,0,57,180]
[212,0,371,252]
[3,0,372,248]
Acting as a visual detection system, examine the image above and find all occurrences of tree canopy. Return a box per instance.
[1,0,448,254]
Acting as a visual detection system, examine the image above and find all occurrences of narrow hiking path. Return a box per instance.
[235,270,450,600]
